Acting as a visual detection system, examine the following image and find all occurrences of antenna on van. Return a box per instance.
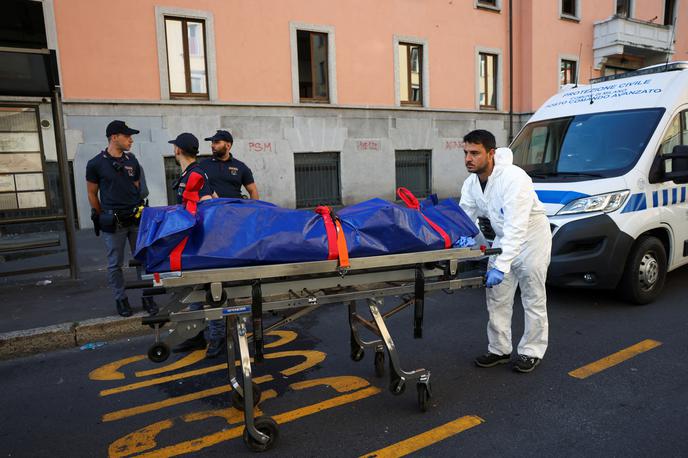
[664,17,677,71]
[573,43,582,88]
[589,66,594,104]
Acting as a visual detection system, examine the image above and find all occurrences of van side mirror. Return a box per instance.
[664,145,688,184]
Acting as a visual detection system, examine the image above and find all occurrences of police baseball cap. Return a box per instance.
[204,130,233,143]
[168,132,199,155]
[106,120,140,137]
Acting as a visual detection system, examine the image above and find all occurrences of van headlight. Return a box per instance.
[557,190,630,215]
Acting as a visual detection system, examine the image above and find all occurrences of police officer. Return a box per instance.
[200,130,259,199]
[169,133,215,204]
[167,133,220,358]
[86,120,158,317]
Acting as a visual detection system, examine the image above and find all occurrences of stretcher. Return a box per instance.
[139,245,499,452]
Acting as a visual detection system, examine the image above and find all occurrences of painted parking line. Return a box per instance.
[360,415,484,458]
[102,374,274,422]
[568,339,662,379]
[109,376,382,458]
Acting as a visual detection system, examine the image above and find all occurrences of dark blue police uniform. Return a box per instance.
[86,150,142,210]
[174,161,214,204]
[85,150,144,306]
[199,155,254,198]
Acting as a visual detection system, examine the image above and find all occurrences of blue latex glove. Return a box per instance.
[485,268,504,288]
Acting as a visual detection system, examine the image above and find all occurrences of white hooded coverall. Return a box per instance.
[460,148,552,359]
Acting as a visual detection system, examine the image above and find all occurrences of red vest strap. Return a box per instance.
[396,187,451,249]
[169,170,206,271]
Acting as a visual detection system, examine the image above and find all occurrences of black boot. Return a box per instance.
[141,296,159,315]
[205,338,227,359]
[116,298,133,317]
[172,331,207,353]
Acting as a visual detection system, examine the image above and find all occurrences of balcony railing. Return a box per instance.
[593,16,674,68]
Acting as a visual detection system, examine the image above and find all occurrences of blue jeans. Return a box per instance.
[102,224,140,301]
[189,302,226,343]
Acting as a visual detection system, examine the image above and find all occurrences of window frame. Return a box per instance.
[560,0,581,21]
[399,42,424,107]
[559,56,579,87]
[475,0,501,12]
[477,50,500,110]
[394,35,429,108]
[395,149,432,198]
[293,152,342,208]
[163,16,210,100]
[663,0,677,26]
[0,104,50,213]
[290,22,337,105]
[296,30,330,103]
[615,0,634,18]
[155,7,217,102]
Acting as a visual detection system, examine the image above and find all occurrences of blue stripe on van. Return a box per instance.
[621,193,647,213]
[653,191,659,207]
[662,189,669,206]
[535,190,589,205]
[682,187,687,203]
[672,188,678,204]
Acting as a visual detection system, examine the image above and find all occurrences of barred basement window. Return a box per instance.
[163,155,210,205]
[395,150,431,198]
[294,152,341,208]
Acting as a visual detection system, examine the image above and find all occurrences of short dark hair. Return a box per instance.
[463,129,496,152]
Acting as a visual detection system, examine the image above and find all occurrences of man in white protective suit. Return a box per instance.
[459,129,552,373]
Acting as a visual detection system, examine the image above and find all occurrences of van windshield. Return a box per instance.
[511,108,664,180]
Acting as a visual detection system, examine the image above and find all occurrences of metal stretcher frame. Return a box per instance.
[140,246,497,452]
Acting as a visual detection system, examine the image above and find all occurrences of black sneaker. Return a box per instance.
[513,354,541,373]
[474,352,511,367]
[115,298,133,317]
[172,331,207,353]
[205,339,227,359]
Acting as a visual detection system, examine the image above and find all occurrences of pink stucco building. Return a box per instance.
[3,0,687,226]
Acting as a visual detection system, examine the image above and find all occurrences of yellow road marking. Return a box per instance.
[100,363,226,396]
[89,355,147,381]
[102,375,273,422]
[128,386,382,458]
[264,330,298,348]
[290,375,370,393]
[99,350,325,397]
[108,390,278,458]
[266,350,326,376]
[134,350,206,378]
[568,339,662,379]
[92,331,298,382]
[360,415,485,458]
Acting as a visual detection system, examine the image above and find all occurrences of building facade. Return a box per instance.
[4,0,687,228]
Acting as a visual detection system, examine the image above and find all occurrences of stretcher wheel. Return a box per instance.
[231,382,262,411]
[374,351,385,378]
[243,416,279,452]
[389,378,406,396]
[147,321,165,330]
[351,347,365,362]
[417,382,431,412]
[147,342,170,363]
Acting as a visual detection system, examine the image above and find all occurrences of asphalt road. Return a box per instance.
[1,265,687,457]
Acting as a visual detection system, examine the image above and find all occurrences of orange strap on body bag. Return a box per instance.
[396,187,451,249]
[315,205,350,273]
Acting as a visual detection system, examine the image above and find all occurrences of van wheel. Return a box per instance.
[619,236,667,305]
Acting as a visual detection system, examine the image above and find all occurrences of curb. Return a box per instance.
[0,313,150,360]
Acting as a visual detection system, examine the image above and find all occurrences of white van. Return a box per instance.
[510,62,688,304]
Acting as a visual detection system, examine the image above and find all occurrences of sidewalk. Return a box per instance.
[0,229,157,359]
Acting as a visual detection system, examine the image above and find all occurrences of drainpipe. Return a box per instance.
[508,0,514,143]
